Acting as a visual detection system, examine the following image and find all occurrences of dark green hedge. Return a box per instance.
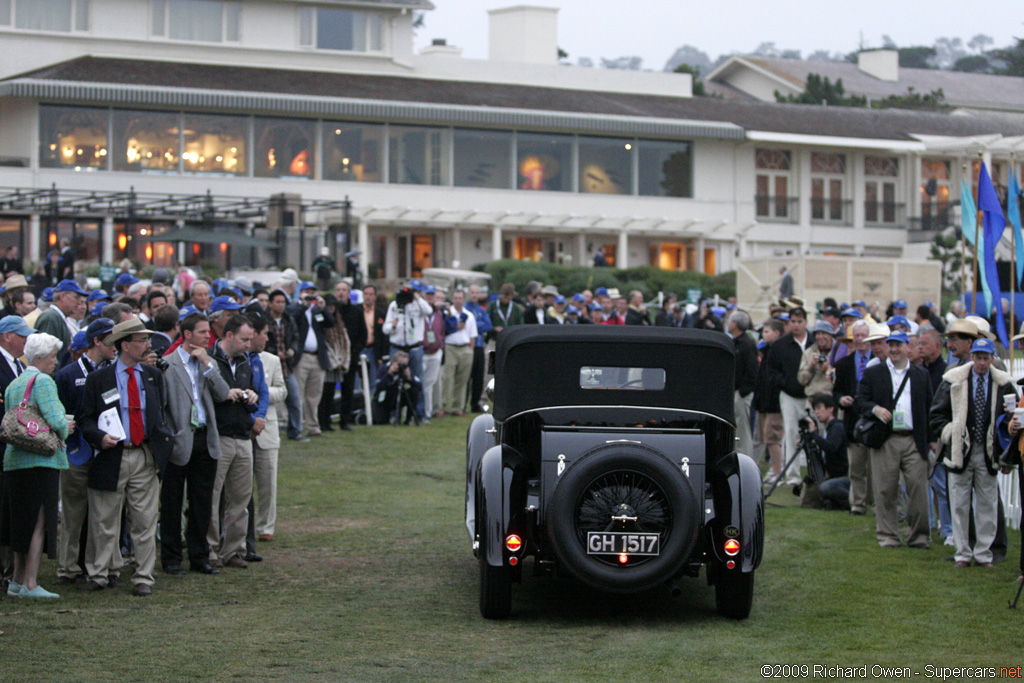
[478,260,735,300]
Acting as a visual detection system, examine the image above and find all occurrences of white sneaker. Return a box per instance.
[943,536,955,546]
[6,580,24,597]
[22,585,60,599]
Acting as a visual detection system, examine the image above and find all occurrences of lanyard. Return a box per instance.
[495,302,513,326]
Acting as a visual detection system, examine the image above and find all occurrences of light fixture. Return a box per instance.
[624,143,632,150]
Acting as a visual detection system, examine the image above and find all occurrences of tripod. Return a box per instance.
[765,429,825,502]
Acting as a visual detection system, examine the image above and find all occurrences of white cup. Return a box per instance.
[1015,407,1024,422]
[1004,394,1017,412]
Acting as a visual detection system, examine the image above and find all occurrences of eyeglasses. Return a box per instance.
[125,337,151,345]
[953,334,975,342]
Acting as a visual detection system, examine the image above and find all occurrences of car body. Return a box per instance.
[465,325,764,619]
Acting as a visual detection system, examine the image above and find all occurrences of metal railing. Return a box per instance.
[754,195,798,223]
[809,198,853,226]
[864,201,906,227]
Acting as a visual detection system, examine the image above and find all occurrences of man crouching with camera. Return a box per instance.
[373,350,422,425]
[798,393,850,510]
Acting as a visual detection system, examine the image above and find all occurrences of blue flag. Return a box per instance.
[1009,166,1023,286]
[978,162,1008,346]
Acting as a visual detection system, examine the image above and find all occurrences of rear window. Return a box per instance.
[579,367,666,391]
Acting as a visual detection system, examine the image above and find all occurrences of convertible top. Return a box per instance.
[492,325,735,423]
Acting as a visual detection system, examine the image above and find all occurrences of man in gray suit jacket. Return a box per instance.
[159,312,231,575]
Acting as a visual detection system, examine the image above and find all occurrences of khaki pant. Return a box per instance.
[779,393,808,486]
[734,391,753,456]
[86,445,159,587]
[57,463,90,579]
[757,411,784,479]
[846,441,874,513]
[949,442,999,564]
[253,443,279,537]
[208,437,253,562]
[295,353,325,437]
[870,434,930,548]
[443,344,473,414]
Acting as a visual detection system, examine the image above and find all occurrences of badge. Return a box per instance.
[893,411,906,430]
[426,330,436,345]
[101,388,119,405]
[75,378,86,386]
[314,314,324,323]
[190,404,200,428]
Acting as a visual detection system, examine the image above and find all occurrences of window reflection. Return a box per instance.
[182,114,246,176]
[453,129,511,189]
[579,137,632,194]
[638,140,691,197]
[112,110,179,173]
[322,122,384,182]
[39,105,108,170]
[255,117,314,179]
[517,133,571,192]
[389,126,450,186]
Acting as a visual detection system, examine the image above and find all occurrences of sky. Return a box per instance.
[413,0,1023,71]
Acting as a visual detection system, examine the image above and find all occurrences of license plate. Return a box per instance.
[586,532,660,556]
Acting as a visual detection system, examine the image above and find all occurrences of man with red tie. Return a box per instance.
[78,318,173,596]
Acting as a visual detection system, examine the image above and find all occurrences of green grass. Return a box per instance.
[1,418,1021,682]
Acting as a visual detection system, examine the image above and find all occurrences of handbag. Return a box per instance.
[853,371,911,449]
[0,374,62,457]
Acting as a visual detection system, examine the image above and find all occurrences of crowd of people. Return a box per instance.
[1,257,1021,598]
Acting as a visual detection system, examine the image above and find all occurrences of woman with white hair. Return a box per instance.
[1,332,71,598]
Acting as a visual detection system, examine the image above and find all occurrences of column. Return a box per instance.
[358,219,369,280]
[798,149,812,230]
[451,227,462,269]
[617,230,628,269]
[101,216,114,264]
[28,214,41,263]
[575,232,586,267]
[491,225,502,262]
[697,237,706,274]
[851,153,865,230]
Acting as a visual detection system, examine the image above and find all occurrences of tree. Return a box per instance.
[992,38,1024,76]
[601,56,643,70]
[898,46,937,68]
[775,74,867,107]
[674,64,707,96]
[872,87,949,111]
[807,50,845,62]
[930,230,972,298]
[932,37,967,69]
[967,34,994,54]
[952,55,992,73]
[662,45,712,74]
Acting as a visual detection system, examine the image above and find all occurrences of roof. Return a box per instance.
[707,55,1024,112]
[4,57,1024,143]
[492,325,735,423]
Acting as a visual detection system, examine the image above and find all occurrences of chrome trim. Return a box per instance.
[501,405,735,427]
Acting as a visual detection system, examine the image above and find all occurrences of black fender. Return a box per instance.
[476,444,529,568]
[465,414,496,546]
[707,452,764,573]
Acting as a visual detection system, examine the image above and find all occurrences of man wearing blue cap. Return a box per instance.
[114,272,139,295]
[930,337,1015,568]
[856,330,935,549]
[35,279,87,351]
[54,318,117,586]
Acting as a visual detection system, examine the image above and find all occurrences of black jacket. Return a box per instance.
[289,302,335,371]
[855,362,933,458]
[832,350,869,442]
[812,419,849,479]
[753,343,780,414]
[732,332,758,398]
[266,312,299,369]
[0,353,19,421]
[211,342,257,439]
[338,302,368,358]
[78,362,173,491]
[625,307,651,326]
[766,332,812,399]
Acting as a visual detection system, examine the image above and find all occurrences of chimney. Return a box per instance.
[420,38,463,58]
[488,5,559,65]
[857,48,899,82]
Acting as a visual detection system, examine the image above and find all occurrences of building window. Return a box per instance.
[182,114,246,176]
[389,126,450,186]
[921,158,951,230]
[755,148,792,220]
[810,152,847,223]
[4,0,88,32]
[578,137,633,195]
[516,133,572,192]
[39,105,108,171]
[299,6,383,52]
[112,110,180,173]
[453,129,512,189]
[637,140,692,197]
[254,117,315,180]
[322,122,384,182]
[864,156,899,225]
[153,0,240,43]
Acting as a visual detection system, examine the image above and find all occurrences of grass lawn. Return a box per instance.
[1,417,1021,682]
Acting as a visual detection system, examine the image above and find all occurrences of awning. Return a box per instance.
[136,226,278,249]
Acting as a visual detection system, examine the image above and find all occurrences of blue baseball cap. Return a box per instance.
[853,300,867,308]
[886,314,910,328]
[778,312,790,321]
[209,295,243,314]
[0,315,35,337]
[423,284,437,294]
[595,287,608,297]
[757,340,768,350]
[349,291,363,305]
[85,317,115,344]
[88,289,111,303]
[554,294,566,304]
[893,299,908,309]
[886,331,909,344]
[39,287,54,303]
[924,300,934,309]
[178,304,197,320]
[299,280,316,292]
[54,279,87,296]
[971,338,996,355]
[572,293,586,303]
[567,305,580,315]
[812,320,836,335]
[408,278,424,292]
[711,305,727,318]
[589,302,602,311]
[840,308,862,319]
[89,302,106,318]
[726,303,736,310]
[69,330,88,353]
[115,272,139,288]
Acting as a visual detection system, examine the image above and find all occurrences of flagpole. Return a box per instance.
[973,157,982,314]
[961,162,968,305]
[1012,152,1017,370]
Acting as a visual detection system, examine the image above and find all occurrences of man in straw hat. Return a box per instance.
[1,272,31,320]
[78,317,173,596]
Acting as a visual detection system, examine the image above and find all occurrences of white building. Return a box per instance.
[0,0,1022,283]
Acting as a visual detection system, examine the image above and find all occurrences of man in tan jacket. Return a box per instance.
[799,320,837,399]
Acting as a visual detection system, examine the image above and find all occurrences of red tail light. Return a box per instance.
[618,553,628,564]
[724,539,740,556]
[505,534,522,552]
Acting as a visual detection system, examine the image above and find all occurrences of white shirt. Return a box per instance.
[445,306,478,346]
[0,346,21,377]
[304,306,317,353]
[886,358,913,430]
[383,296,432,347]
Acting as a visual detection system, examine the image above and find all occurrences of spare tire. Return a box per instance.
[547,444,700,592]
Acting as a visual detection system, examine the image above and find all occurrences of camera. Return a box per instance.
[817,353,828,364]
[395,287,415,308]
[397,362,408,373]
[155,357,169,372]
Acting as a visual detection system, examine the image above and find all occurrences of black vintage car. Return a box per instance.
[465,325,764,619]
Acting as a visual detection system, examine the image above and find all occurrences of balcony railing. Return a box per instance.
[754,195,798,224]
[864,201,906,228]
[809,198,853,226]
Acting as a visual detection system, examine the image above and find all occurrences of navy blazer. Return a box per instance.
[0,353,18,421]
[78,362,173,491]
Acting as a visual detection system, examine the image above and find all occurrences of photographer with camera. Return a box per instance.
[373,350,422,425]
[798,320,836,399]
[799,393,850,510]
[383,279,432,421]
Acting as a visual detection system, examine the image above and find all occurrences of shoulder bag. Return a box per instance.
[853,371,911,449]
[0,374,62,456]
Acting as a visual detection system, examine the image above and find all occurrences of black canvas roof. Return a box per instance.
[492,325,735,423]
